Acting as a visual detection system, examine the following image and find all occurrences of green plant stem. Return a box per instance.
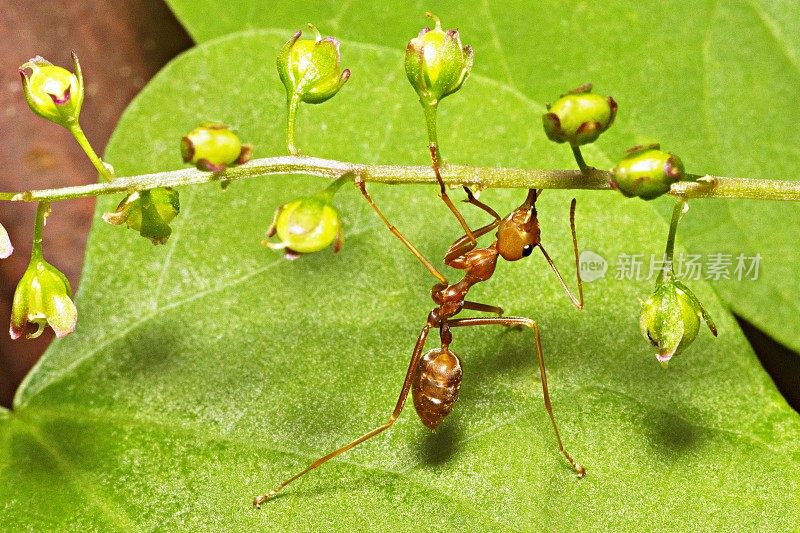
[319,173,351,201]
[657,198,688,284]
[31,202,48,258]
[68,123,114,182]
[423,103,442,164]
[286,95,300,155]
[571,145,589,174]
[1,156,799,203]
[423,103,439,149]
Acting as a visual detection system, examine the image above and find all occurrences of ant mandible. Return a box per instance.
[254,145,586,507]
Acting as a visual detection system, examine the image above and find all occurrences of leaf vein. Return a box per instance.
[745,0,800,76]
[19,257,285,404]
[24,406,513,528]
[18,419,137,531]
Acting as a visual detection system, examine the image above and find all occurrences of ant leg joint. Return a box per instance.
[253,494,270,509]
[515,317,537,330]
[353,174,366,187]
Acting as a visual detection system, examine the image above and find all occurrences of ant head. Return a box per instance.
[496,189,541,261]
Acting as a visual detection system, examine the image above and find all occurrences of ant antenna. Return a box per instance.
[538,198,584,309]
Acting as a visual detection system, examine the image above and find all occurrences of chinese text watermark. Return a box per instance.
[579,251,761,283]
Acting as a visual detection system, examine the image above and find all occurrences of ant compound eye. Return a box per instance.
[522,244,534,257]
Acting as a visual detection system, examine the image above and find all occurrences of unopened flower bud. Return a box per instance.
[278,24,350,105]
[611,144,687,200]
[181,123,252,173]
[640,280,717,365]
[543,84,617,146]
[263,178,346,258]
[103,188,180,245]
[0,222,12,259]
[19,52,84,129]
[405,13,473,107]
[10,257,76,339]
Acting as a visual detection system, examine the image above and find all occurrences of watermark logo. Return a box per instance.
[576,251,761,283]
[579,250,608,282]
[614,252,761,281]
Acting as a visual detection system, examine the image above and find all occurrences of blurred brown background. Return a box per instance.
[0,1,191,407]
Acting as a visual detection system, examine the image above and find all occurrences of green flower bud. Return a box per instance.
[405,13,474,107]
[542,84,617,146]
[640,280,717,365]
[263,179,345,259]
[103,188,180,245]
[19,52,84,128]
[278,24,351,105]
[10,256,77,340]
[181,122,252,173]
[0,222,12,259]
[611,144,687,200]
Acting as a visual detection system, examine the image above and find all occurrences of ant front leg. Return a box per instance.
[443,217,502,266]
[462,186,501,220]
[443,187,502,265]
[253,323,433,507]
[447,316,586,478]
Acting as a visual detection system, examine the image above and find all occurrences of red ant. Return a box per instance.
[254,146,586,507]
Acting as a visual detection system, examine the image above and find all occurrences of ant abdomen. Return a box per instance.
[412,347,463,430]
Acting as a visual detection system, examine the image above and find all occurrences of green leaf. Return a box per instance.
[165,0,800,353]
[2,27,799,532]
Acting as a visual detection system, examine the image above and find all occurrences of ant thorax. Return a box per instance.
[430,246,500,320]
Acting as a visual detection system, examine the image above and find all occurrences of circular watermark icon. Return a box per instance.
[579,250,608,282]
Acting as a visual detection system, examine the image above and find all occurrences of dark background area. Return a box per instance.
[0,0,191,407]
[0,1,797,412]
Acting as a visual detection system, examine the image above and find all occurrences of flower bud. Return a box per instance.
[19,52,84,128]
[10,257,77,339]
[278,24,351,105]
[181,122,252,173]
[405,13,473,107]
[103,188,180,245]
[0,222,12,259]
[264,193,343,258]
[640,280,717,365]
[611,144,687,200]
[542,84,617,146]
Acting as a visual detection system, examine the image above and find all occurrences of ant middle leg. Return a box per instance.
[253,323,433,507]
[462,300,504,316]
[446,316,586,478]
[355,178,447,284]
[429,145,478,245]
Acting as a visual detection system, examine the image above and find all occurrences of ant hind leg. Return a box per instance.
[253,324,433,507]
[446,316,585,478]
